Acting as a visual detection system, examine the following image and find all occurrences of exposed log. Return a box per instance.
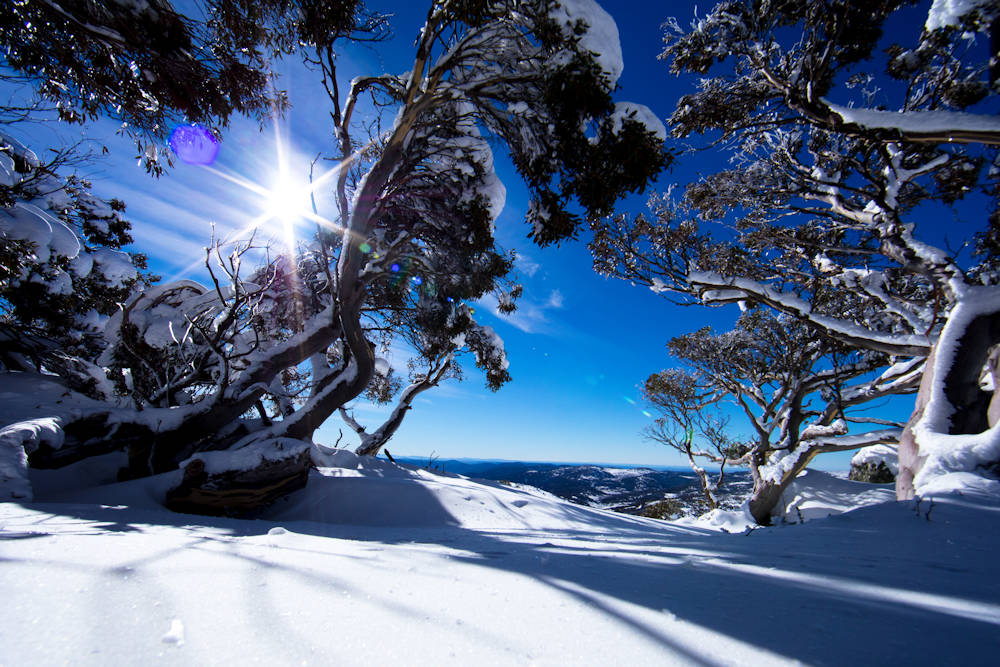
[165,445,311,517]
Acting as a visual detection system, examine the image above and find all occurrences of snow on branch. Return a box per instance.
[689,271,933,356]
[825,102,1000,146]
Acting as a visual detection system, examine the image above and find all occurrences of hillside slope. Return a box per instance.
[1,450,998,665]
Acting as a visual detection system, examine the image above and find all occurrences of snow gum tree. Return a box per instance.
[644,311,902,523]
[0,134,152,391]
[2,1,666,511]
[1,0,377,376]
[591,0,1000,510]
[0,0,385,172]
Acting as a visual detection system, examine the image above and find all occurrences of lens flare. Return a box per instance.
[169,124,219,165]
[360,242,372,254]
[266,173,309,225]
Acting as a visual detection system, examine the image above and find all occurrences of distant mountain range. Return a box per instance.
[392,457,752,515]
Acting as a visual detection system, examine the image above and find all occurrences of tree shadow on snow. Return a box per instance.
[5,481,1000,665]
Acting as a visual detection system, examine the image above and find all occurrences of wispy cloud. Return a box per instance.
[478,291,564,334]
[514,252,541,278]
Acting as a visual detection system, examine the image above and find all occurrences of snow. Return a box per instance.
[611,102,667,140]
[800,418,847,441]
[0,372,123,501]
[550,0,624,85]
[0,203,80,265]
[925,0,996,31]
[91,247,139,287]
[2,455,999,665]
[674,506,756,533]
[852,444,899,475]
[913,286,1000,494]
[161,619,185,646]
[827,101,1000,136]
[778,469,896,523]
[181,438,310,476]
[0,429,31,501]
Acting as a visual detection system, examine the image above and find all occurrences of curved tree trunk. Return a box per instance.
[747,447,819,525]
[897,301,1000,499]
[350,359,452,458]
[749,428,902,524]
[36,310,343,478]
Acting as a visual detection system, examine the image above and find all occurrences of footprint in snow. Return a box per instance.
[161,619,184,646]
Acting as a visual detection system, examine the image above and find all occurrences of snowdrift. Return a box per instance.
[3,448,1000,665]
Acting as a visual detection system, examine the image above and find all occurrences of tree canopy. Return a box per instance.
[593,0,1000,520]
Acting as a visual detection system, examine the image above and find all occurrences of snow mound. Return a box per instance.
[550,0,623,84]
[269,447,660,532]
[673,469,897,530]
[778,469,896,523]
[851,444,899,475]
[0,418,65,501]
[673,507,757,533]
[916,471,1000,497]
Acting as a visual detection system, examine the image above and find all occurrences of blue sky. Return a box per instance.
[11,1,941,469]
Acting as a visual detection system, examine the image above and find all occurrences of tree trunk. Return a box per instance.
[896,348,935,500]
[165,444,311,517]
[684,450,717,510]
[897,303,1000,499]
[354,369,446,458]
[747,445,824,524]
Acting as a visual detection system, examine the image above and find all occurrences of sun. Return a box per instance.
[265,171,310,223]
[262,169,311,249]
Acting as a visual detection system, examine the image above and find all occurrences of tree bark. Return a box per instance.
[897,307,1000,499]
[354,361,451,458]
[165,447,311,517]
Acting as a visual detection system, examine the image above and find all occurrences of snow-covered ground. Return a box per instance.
[2,450,999,665]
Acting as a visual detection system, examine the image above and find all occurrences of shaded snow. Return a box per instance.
[779,469,896,523]
[550,0,623,84]
[827,102,1000,136]
[2,450,999,664]
[925,0,995,31]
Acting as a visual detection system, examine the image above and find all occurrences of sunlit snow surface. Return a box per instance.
[2,448,999,665]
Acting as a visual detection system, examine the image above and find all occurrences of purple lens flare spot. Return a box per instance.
[169,124,220,165]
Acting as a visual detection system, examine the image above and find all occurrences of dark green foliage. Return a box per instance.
[0,138,153,370]
[849,461,896,484]
[637,498,684,520]
[0,0,383,173]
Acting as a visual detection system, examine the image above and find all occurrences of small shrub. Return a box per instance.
[639,498,684,520]
[849,461,895,484]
